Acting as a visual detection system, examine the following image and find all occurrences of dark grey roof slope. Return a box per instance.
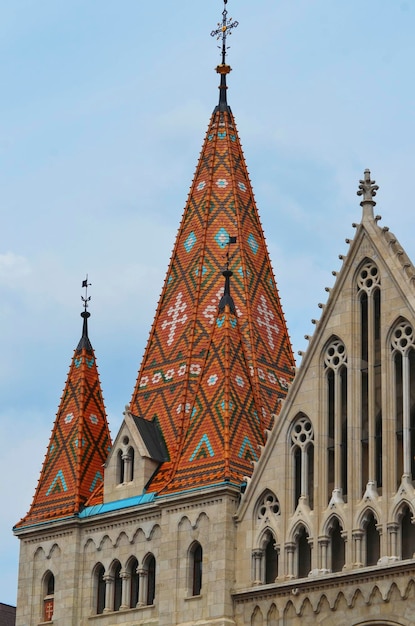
[0,603,16,626]
[131,415,168,463]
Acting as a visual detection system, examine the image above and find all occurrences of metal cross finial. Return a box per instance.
[81,275,91,313]
[211,0,238,65]
[357,169,379,203]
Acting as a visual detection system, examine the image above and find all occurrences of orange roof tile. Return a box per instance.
[131,69,295,493]
[16,312,111,527]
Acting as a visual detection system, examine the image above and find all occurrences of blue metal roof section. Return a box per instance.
[79,492,155,518]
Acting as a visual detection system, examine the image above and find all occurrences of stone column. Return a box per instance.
[341,530,348,569]
[120,571,130,611]
[352,530,363,568]
[286,543,295,579]
[387,522,399,560]
[123,452,132,482]
[252,550,264,585]
[103,574,114,613]
[319,536,329,572]
[137,569,148,606]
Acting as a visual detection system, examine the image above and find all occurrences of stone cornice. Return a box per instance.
[232,560,415,602]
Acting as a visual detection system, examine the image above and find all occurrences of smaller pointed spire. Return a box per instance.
[219,269,236,314]
[15,281,112,528]
[219,236,237,313]
[211,0,238,111]
[357,169,379,222]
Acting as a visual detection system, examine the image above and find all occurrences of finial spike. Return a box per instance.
[357,168,379,222]
[211,1,238,110]
[81,274,91,314]
[78,275,92,351]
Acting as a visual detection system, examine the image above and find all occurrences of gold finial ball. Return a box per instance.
[216,64,232,75]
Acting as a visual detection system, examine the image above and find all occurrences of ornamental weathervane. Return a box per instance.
[211,0,238,66]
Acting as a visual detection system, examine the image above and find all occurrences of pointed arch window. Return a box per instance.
[94,564,106,615]
[117,449,124,484]
[145,554,156,605]
[357,260,382,493]
[290,415,314,510]
[264,532,278,584]
[364,511,380,566]
[189,542,203,596]
[296,526,311,578]
[113,561,122,611]
[391,319,415,486]
[116,437,135,484]
[400,505,415,559]
[324,338,348,502]
[43,571,54,622]
[329,518,345,572]
[129,557,139,609]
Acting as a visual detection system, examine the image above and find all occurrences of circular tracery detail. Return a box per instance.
[357,261,380,293]
[324,339,347,370]
[291,415,314,448]
[257,492,280,519]
[391,320,415,353]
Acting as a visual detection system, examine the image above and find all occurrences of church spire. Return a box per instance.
[16,282,112,528]
[130,4,295,494]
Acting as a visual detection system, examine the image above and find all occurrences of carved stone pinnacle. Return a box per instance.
[357,169,379,204]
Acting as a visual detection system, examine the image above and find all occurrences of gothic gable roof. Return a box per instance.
[15,312,112,528]
[237,170,415,515]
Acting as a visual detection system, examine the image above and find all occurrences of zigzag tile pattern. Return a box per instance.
[131,102,295,493]
[16,317,112,526]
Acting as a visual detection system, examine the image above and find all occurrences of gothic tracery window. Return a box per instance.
[391,319,415,485]
[324,338,348,501]
[291,414,314,509]
[358,260,382,493]
[256,491,280,520]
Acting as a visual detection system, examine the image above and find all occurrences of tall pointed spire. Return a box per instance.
[16,283,111,527]
[130,3,295,494]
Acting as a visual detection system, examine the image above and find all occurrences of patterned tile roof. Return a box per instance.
[16,312,112,527]
[130,71,295,493]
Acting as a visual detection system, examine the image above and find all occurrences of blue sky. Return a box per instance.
[1,0,415,606]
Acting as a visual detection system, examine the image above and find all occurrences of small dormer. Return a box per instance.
[104,406,168,502]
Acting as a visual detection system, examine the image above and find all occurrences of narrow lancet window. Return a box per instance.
[357,261,381,494]
[324,338,348,502]
[392,320,415,486]
[291,415,314,510]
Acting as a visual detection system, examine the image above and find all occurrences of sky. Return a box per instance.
[1,0,415,606]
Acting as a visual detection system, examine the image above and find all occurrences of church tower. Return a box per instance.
[129,5,294,495]
[14,3,294,625]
